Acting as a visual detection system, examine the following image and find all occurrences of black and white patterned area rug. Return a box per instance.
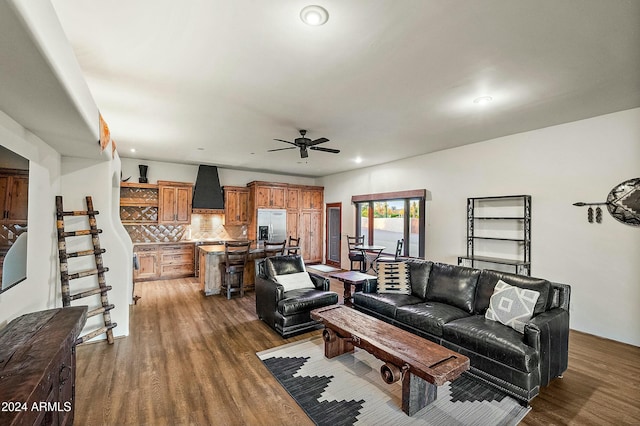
[257,338,530,426]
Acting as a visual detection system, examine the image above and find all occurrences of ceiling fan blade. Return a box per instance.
[268,147,296,152]
[273,138,296,146]
[308,137,329,146]
[310,146,340,154]
[300,147,309,158]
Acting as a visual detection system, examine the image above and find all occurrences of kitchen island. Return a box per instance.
[199,245,265,296]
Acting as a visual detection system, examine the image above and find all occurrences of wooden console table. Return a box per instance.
[0,307,87,426]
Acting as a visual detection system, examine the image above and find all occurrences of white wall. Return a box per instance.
[321,108,640,347]
[120,158,319,187]
[0,110,62,326]
[60,153,132,339]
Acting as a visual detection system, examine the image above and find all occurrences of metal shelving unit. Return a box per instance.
[458,195,531,275]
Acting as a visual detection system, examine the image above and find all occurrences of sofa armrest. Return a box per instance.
[361,278,378,293]
[255,275,284,328]
[524,308,570,387]
[309,273,330,291]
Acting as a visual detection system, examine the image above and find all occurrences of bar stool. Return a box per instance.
[222,241,250,299]
[287,236,300,255]
[263,240,286,258]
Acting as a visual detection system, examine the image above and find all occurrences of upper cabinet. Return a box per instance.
[286,187,300,210]
[253,183,287,209]
[224,186,249,225]
[158,181,193,225]
[0,169,28,223]
[301,187,323,210]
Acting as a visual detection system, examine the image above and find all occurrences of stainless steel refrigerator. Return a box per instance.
[257,209,287,244]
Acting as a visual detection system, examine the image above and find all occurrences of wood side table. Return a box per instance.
[329,270,376,307]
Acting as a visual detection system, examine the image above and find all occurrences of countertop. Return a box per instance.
[198,245,264,255]
[133,239,249,247]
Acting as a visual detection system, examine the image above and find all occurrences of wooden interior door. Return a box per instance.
[325,203,341,267]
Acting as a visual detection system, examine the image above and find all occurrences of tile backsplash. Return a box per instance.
[124,214,247,243]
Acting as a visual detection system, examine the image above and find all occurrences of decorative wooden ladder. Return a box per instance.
[55,195,117,344]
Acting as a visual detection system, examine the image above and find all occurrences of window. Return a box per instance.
[352,190,425,258]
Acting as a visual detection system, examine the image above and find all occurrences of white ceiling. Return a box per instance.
[18,1,640,176]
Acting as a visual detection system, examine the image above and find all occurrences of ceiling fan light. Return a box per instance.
[300,5,329,26]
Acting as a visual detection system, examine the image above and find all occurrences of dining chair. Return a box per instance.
[263,240,287,258]
[222,241,251,299]
[376,239,404,263]
[287,236,300,255]
[347,235,365,272]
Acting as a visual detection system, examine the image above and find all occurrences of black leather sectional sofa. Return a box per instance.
[353,259,571,404]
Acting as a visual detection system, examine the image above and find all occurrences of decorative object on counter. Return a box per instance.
[573,177,640,226]
[138,164,148,183]
[55,195,117,344]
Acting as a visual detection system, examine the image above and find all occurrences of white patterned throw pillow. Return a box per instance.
[377,262,411,295]
[485,280,540,333]
[275,272,315,292]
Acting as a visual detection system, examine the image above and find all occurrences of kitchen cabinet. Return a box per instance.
[158,180,193,224]
[253,183,286,208]
[286,210,299,243]
[286,187,300,210]
[224,186,249,225]
[133,242,195,282]
[134,245,159,281]
[301,187,323,210]
[160,243,195,277]
[299,210,322,262]
[120,182,159,224]
[0,169,29,223]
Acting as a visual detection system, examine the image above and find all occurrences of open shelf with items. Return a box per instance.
[458,195,531,276]
[120,182,159,224]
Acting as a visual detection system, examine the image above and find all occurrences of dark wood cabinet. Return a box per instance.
[0,307,87,426]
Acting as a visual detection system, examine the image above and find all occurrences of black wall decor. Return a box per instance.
[573,177,640,226]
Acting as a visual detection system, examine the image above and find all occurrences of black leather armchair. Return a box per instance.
[255,255,338,338]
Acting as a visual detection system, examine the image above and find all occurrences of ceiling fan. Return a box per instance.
[269,129,340,159]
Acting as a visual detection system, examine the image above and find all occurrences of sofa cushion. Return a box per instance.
[443,315,539,373]
[395,302,470,337]
[277,288,338,316]
[485,280,540,333]
[405,259,433,300]
[377,262,411,295]
[353,292,422,319]
[426,263,480,314]
[475,269,551,315]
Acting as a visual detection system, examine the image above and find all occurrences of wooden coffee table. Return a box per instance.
[310,305,470,416]
[329,270,376,307]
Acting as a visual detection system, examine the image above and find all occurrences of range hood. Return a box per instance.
[192,165,224,211]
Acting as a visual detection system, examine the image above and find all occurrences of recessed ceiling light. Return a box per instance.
[473,96,493,105]
[197,147,205,151]
[300,5,329,26]
[130,148,136,153]
[354,157,363,164]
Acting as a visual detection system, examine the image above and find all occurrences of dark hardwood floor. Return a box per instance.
[75,278,640,425]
